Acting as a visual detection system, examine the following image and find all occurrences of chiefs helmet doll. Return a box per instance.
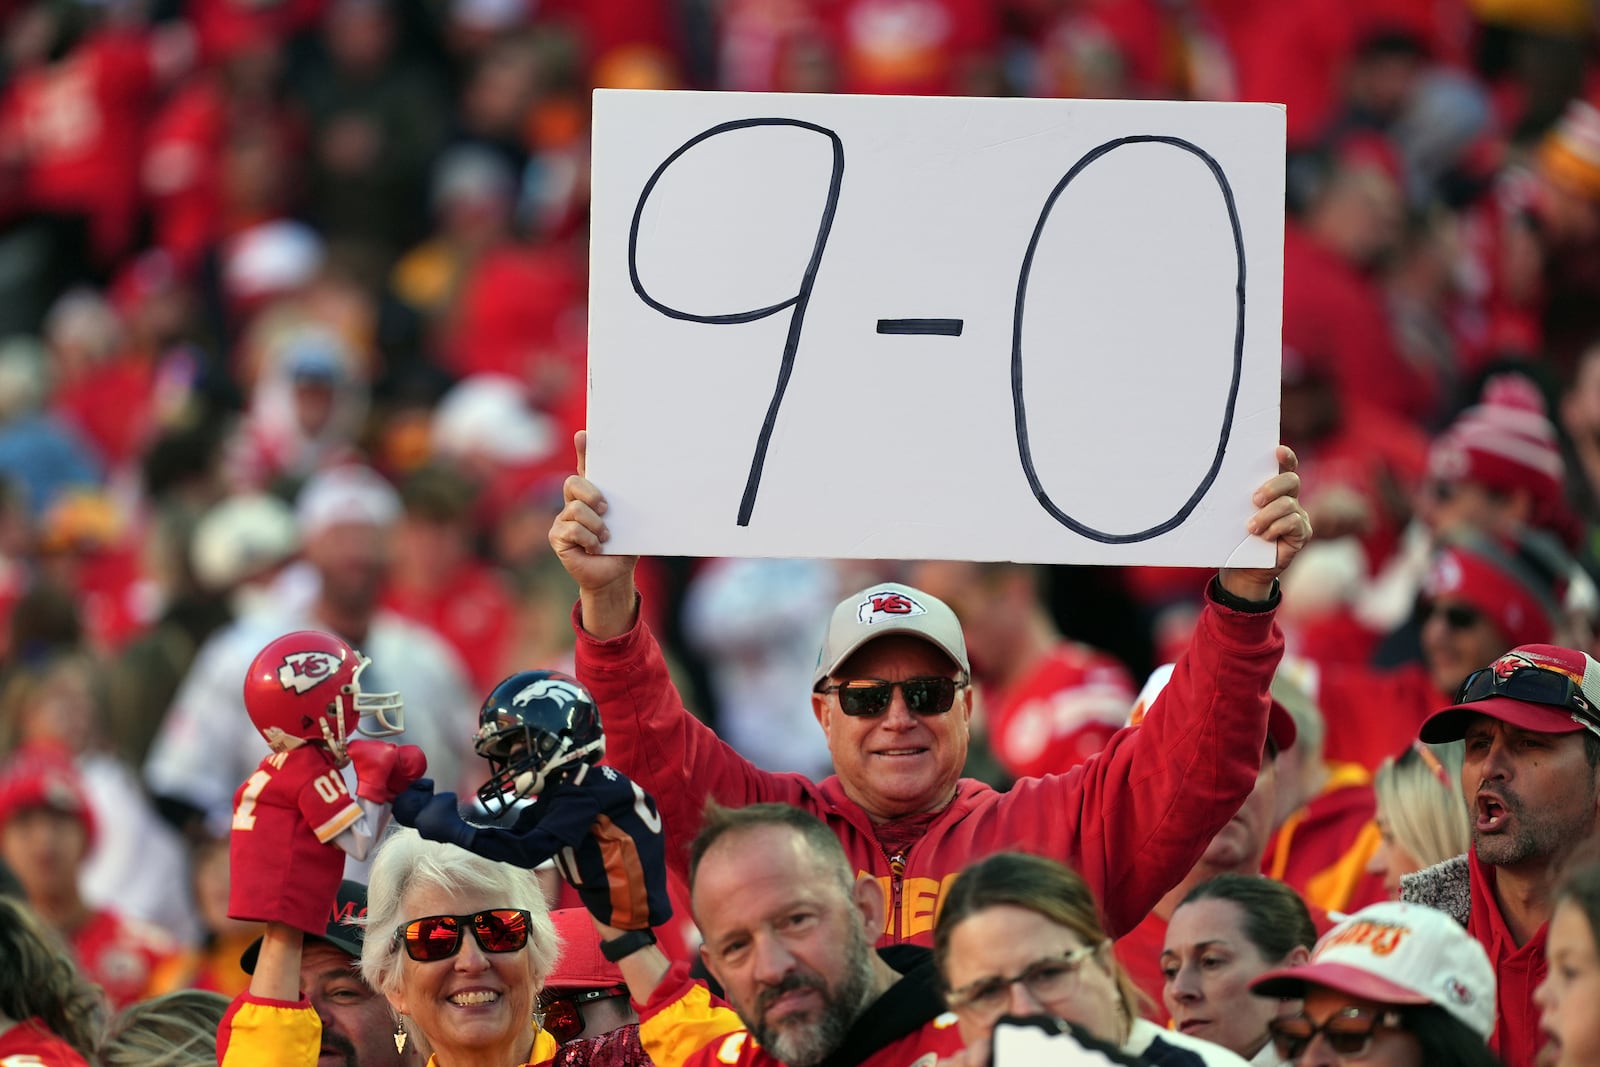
[242,630,404,765]
[474,670,604,814]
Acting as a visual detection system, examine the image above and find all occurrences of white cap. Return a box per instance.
[191,493,299,591]
[295,465,400,539]
[812,582,968,688]
[1251,901,1495,1039]
[225,221,325,301]
[431,374,554,464]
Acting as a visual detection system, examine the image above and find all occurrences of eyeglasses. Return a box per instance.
[815,676,968,717]
[537,986,629,1044]
[1424,602,1483,631]
[945,942,1104,1021]
[393,909,532,962]
[1268,1007,1403,1060]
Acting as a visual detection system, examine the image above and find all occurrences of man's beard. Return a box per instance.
[742,927,877,1067]
[1473,786,1593,867]
[319,1028,359,1067]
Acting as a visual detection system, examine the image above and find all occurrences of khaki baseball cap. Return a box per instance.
[812,582,969,688]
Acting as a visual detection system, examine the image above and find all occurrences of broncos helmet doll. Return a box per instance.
[474,670,605,814]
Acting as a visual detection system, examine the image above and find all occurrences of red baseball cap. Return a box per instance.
[1419,645,1600,743]
[0,747,96,847]
[544,908,625,992]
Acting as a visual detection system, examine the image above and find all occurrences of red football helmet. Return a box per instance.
[242,630,404,762]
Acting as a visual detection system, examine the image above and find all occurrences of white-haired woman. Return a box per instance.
[222,828,561,1067]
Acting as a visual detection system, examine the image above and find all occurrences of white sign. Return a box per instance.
[588,90,1284,566]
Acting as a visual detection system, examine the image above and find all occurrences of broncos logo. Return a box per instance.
[512,677,585,707]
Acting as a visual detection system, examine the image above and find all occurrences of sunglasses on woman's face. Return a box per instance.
[538,986,629,1044]
[393,909,532,962]
[1268,1007,1403,1060]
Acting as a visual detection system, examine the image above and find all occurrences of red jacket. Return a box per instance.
[1263,762,1386,915]
[575,584,1283,945]
[1469,850,1548,1067]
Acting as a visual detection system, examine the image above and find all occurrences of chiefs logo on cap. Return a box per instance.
[1492,652,1535,680]
[857,590,926,624]
[278,651,341,693]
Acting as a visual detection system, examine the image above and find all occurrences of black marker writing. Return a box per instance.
[629,118,845,527]
[877,318,964,336]
[1011,135,1245,543]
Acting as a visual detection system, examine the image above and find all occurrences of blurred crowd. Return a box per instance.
[0,0,1598,1041]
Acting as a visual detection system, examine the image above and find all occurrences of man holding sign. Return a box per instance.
[549,432,1309,945]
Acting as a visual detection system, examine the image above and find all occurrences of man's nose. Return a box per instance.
[751,933,795,986]
[880,687,920,729]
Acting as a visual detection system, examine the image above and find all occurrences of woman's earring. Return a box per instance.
[394,1017,408,1054]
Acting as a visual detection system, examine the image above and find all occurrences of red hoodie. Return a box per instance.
[575,581,1283,946]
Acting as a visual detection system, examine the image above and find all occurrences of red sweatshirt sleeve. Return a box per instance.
[999,584,1282,937]
[573,600,814,877]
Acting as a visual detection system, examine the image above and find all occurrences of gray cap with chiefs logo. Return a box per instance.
[812,582,969,688]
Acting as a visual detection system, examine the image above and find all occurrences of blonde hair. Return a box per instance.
[97,989,229,1066]
[1373,741,1470,869]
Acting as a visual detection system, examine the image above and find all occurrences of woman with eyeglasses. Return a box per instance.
[1247,901,1504,1067]
[933,851,1249,1065]
[1365,741,1469,899]
[221,826,561,1067]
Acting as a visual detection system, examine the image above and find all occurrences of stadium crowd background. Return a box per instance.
[0,0,1599,1039]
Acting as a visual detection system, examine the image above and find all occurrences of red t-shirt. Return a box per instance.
[827,0,1001,96]
[384,562,517,695]
[70,910,181,1010]
[0,1020,90,1066]
[986,643,1137,780]
[0,31,155,261]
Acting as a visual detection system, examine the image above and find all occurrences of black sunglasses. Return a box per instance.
[1424,602,1483,631]
[1456,664,1594,716]
[393,909,532,962]
[1268,1008,1403,1059]
[538,986,629,1044]
[815,676,967,717]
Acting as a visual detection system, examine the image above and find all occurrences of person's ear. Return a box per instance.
[1285,945,1311,967]
[852,872,887,938]
[813,690,835,737]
